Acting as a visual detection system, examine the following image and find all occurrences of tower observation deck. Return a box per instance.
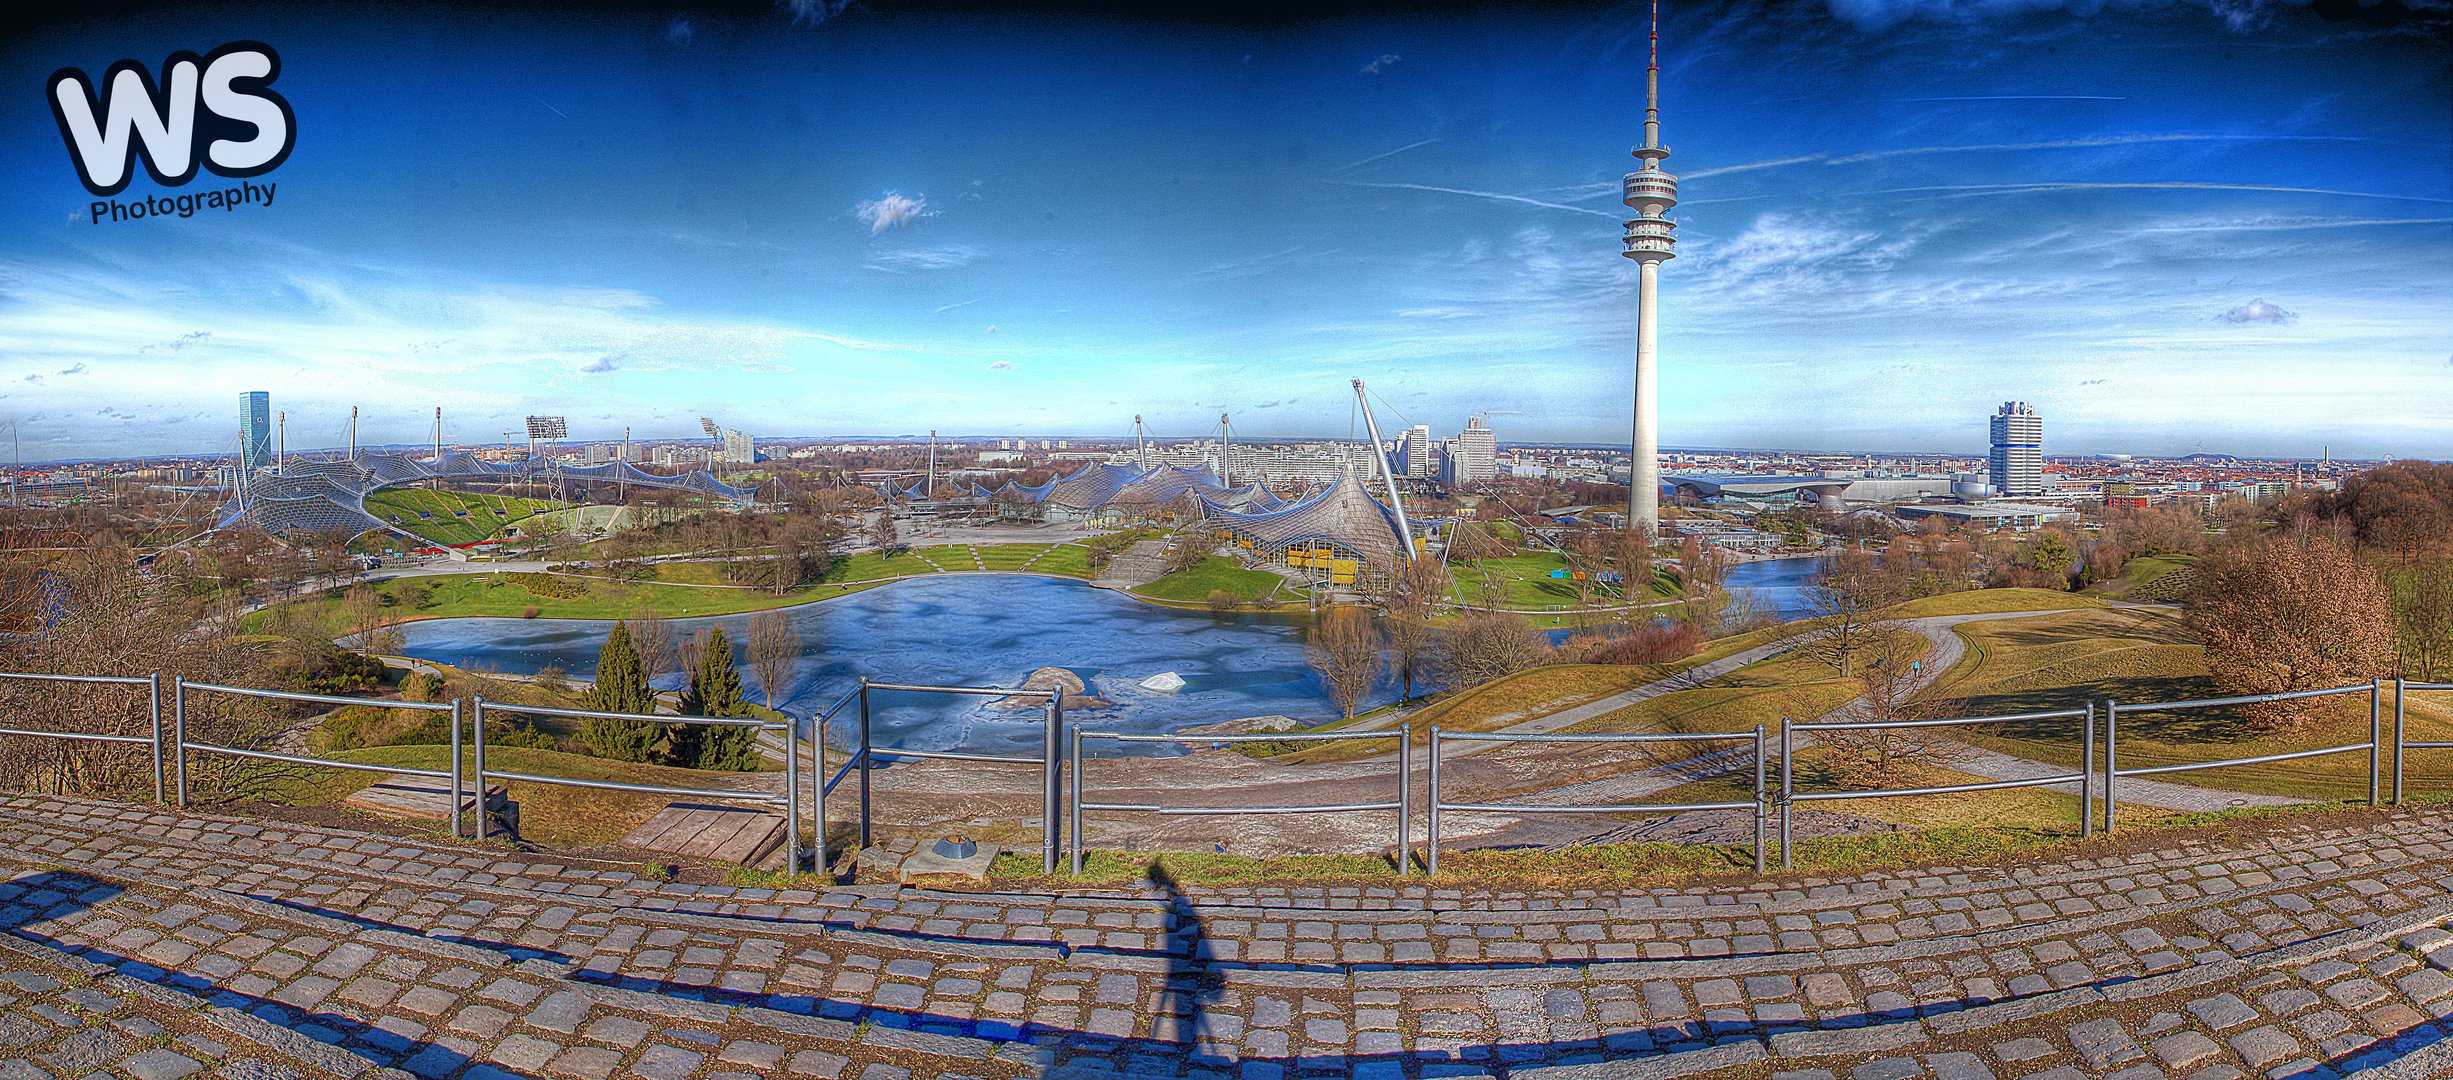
[1623,0,1676,537]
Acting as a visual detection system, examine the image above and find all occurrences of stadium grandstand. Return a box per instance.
[217,450,757,542]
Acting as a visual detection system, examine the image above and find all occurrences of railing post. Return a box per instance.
[1043,692,1063,875]
[2080,702,2095,839]
[472,696,489,841]
[857,679,872,852]
[1397,722,1412,875]
[2104,700,2117,834]
[1778,716,1792,870]
[2370,679,2382,808]
[814,702,829,877]
[172,676,188,808]
[448,698,464,838]
[1068,724,1085,876]
[783,715,802,872]
[1426,724,1442,876]
[2394,677,2407,806]
[1751,723,1766,875]
[148,673,163,805]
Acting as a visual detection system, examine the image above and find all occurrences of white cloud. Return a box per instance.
[1360,54,1402,75]
[987,360,1014,370]
[866,244,981,273]
[2217,298,2299,324]
[855,192,934,234]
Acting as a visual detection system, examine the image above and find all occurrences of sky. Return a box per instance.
[0,0,2447,463]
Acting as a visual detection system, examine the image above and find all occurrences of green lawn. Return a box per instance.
[1449,552,1678,610]
[976,543,1053,570]
[1033,544,1093,578]
[827,550,945,582]
[1132,556,1289,603]
[364,488,568,546]
[257,571,865,635]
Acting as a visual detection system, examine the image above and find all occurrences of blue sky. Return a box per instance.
[1,0,2447,462]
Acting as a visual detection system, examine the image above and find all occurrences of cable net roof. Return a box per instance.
[214,450,754,538]
[1201,469,1430,567]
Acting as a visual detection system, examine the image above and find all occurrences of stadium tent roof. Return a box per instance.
[1200,470,1432,567]
[1109,464,1229,509]
[1041,461,1149,513]
[215,450,754,539]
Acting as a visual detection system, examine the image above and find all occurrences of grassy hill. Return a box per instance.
[364,488,568,546]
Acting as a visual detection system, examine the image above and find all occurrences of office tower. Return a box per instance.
[1988,401,2044,496]
[1450,416,1498,483]
[239,391,272,473]
[1403,424,1433,477]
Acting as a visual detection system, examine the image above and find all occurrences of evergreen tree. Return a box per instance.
[678,627,762,770]
[578,621,670,762]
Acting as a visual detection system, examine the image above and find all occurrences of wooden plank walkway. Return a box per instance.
[619,802,784,865]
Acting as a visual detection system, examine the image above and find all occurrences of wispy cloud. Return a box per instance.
[2218,298,2299,324]
[580,353,622,373]
[855,192,933,234]
[866,244,982,273]
[934,298,982,314]
[1683,154,1829,180]
[987,360,1014,370]
[2121,216,2453,234]
[1360,54,1402,76]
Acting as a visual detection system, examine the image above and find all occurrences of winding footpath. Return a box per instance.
[2,793,2450,1078]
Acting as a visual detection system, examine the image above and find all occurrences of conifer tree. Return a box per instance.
[578,622,669,762]
[678,627,762,770]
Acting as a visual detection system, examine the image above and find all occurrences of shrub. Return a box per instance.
[1581,622,1705,666]
[1204,589,1238,613]
[520,605,542,619]
[400,671,445,702]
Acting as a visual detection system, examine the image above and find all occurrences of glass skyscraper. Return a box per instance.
[239,391,272,473]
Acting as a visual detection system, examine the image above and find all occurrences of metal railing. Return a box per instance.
[2393,678,2452,806]
[849,679,1064,873]
[1070,724,1411,875]
[0,672,165,803]
[1428,725,1766,874]
[174,678,470,837]
[1781,705,2094,867]
[2104,683,2378,832]
[473,697,800,867]
[806,684,862,875]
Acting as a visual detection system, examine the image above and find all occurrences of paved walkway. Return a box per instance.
[1,793,2449,1078]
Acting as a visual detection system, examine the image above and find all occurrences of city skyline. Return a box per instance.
[2,1,2448,462]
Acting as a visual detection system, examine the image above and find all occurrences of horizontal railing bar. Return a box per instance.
[2407,683,2453,691]
[1797,709,2088,733]
[1082,728,1395,745]
[2115,743,2368,777]
[1439,729,1753,745]
[865,682,1053,698]
[1438,800,1754,814]
[0,672,155,687]
[480,700,779,729]
[1081,801,1402,815]
[184,682,454,713]
[480,769,786,802]
[0,727,154,745]
[868,747,1044,765]
[2117,684,2372,713]
[1789,773,2087,801]
[2404,741,2453,750]
[183,743,457,781]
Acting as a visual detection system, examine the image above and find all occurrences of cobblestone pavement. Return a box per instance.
[1,793,2450,1079]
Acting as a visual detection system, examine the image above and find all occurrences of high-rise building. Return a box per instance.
[1450,417,1498,483]
[1403,424,1433,477]
[721,429,755,465]
[1622,1,1678,537]
[238,391,272,474]
[1988,401,2043,496]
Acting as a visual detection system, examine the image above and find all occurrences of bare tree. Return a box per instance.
[746,608,801,712]
[1811,622,1965,783]
[1675,535,1729,629]
[1305,605,1384,721]
[1376,556,1449,702]
[1437,610,1550,691]
[1794,548,1900,676]
[2394,555,2453,681]
[630,611,675,699]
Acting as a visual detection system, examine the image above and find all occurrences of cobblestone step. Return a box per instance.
[3,793,2450,1077]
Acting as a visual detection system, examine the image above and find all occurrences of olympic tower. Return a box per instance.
[1622,0,1677,537]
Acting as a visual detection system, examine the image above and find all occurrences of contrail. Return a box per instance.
[1862,181,2451,204]
[933,299,983,314]
[526,90,568,119]
[1331,138,1439,174]
[2122,216,2453,234]
[1684,154,1827,180]
[1826,133,2375,165]
[1332,180,1620,218]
